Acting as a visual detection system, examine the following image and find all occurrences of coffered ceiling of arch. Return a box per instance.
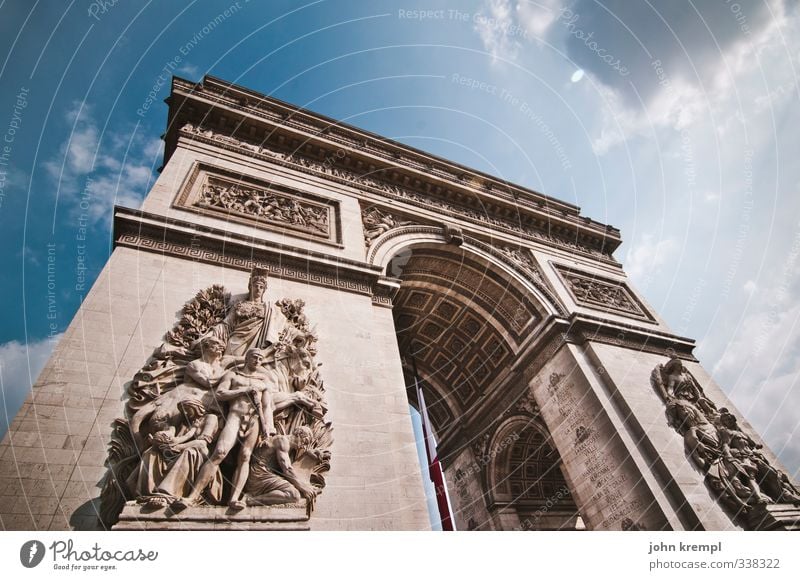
[503,426,575,506]
[394,247,544,425]
[403,371,458,439]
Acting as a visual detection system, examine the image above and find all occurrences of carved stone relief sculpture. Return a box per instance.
[497,245,542,283]
[361,206,413,248]
[651,356,799,526]
[177,123,612,261]
[555,265,652,320]
[100,268,332,527]
[198,177,331,236]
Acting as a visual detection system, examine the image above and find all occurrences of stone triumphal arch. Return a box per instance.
[1,76,797,531]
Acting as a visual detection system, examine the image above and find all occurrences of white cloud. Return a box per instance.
[45,103,99,180]
[743,280,757,295]
[623,234,678,285]
[517,0,565,38]
[474,0,521,63]
[176,63,200,78]
[43,102,161,226]
[0,335,62,438]
[589,76,707,155]
[711,229,800,476]
[587,0,792,155]
[142,137,165,159]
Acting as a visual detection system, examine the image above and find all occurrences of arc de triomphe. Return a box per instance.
[1,76,797,531]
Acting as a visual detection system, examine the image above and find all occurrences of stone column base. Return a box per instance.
[113,501,310,530]
[746,504,800,531]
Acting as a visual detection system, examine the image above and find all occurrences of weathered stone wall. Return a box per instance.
[582,341,759,530]
[0,246,430,530]
[443,448,495,531]
[527,344,676,531]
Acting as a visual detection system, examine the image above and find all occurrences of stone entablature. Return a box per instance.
[114,207,382,298]
[165,76,621,264]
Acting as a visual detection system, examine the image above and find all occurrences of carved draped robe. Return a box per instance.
[212,293,288,357]
[127,417,223,503]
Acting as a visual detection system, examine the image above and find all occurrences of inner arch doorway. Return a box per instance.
[385,237,581,530]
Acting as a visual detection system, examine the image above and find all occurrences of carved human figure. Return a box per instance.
[651,356,800,520]
[661,357,717,416]
[363,208,409,244]
[180,349,275,510]
[184,336,227,392]
[101,280,334,526]
[180,349,315,510]
[128,399,222,508]
[201,268,288,357]
[129,336,226,452]
[712,410,776,507]
[500,246,530,268]
[664,397,720,472]
[244,426,320,506]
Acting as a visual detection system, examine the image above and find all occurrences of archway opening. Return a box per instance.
[490,422,582,530]
[386,240,579,530]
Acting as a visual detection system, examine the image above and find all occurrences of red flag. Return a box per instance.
[417,382,454,531]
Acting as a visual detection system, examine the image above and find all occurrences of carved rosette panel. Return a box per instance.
[554,264,654,321]
[650,356,800,527]
[100,269,333,528]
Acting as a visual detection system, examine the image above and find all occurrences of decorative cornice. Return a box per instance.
[165,76,623,262]
[113,207,382,297]
[175,123,616,263]
[371,277,401,308]
[170,77,580,214]
[570,313,697,361]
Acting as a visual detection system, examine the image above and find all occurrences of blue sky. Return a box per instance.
[0,0,798,488]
